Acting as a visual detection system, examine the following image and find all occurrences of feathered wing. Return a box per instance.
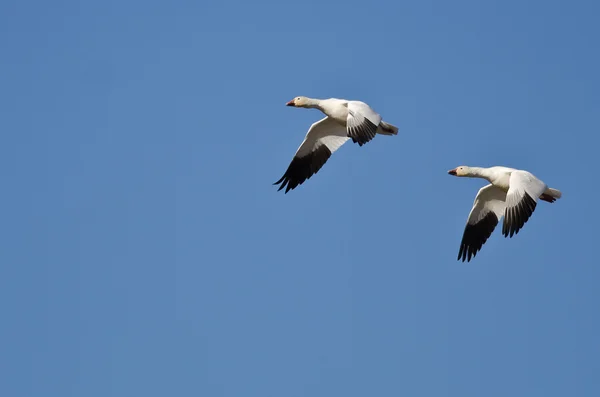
[274,117,349,193]
[502,171,547,237]
[458,184,507,262]
[346,101,382,146]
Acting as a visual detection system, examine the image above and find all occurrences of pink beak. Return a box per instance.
[448,168,457,176]
[286,100,295,106]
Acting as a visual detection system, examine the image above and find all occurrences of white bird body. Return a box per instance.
[454,166,515,191]
[274,96,398,193]
[314,98,349,123]
[448,165,562,262]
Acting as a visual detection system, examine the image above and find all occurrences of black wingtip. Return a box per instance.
[274,177,290,193]
[457,212,499,262]
[456,250,470,263]
[273,174,285,185]
[347,117,378,146]
[503,193,537,238]
[273,146,333,194]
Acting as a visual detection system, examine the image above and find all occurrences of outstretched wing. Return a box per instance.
[274,117,349,194]
[502,170,547,238]
[457,184,507,262]
[346,101,382,146]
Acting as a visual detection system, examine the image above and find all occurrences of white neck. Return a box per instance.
[304,97,322,110]
[466,167,493,182]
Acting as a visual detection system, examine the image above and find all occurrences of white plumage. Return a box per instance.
[274,96,398,193]
[448,166,562,262]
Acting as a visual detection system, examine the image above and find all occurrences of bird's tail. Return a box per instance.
[540,187,562,203]
[377,121,399,136]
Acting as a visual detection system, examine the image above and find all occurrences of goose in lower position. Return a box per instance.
[448,166,562,262]
[274,96,398,193]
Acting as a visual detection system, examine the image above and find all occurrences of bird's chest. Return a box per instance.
[492,173,511,191]
[324,107,348,125]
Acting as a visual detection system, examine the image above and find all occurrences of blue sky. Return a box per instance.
[1,0,599,396]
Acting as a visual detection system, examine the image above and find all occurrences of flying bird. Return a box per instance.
[274,96,398,193]
[448,166,562,262]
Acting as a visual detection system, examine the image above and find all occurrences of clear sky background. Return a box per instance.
[1,0,599,396]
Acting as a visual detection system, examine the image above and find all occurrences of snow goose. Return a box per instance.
[274,96,398,193]
[448,166,562,262]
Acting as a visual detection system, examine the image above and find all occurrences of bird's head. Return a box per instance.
[448,166,470,177]
[286,96,310,108]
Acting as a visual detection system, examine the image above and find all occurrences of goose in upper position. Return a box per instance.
[274,96,398,193]
[448,166,562,262]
